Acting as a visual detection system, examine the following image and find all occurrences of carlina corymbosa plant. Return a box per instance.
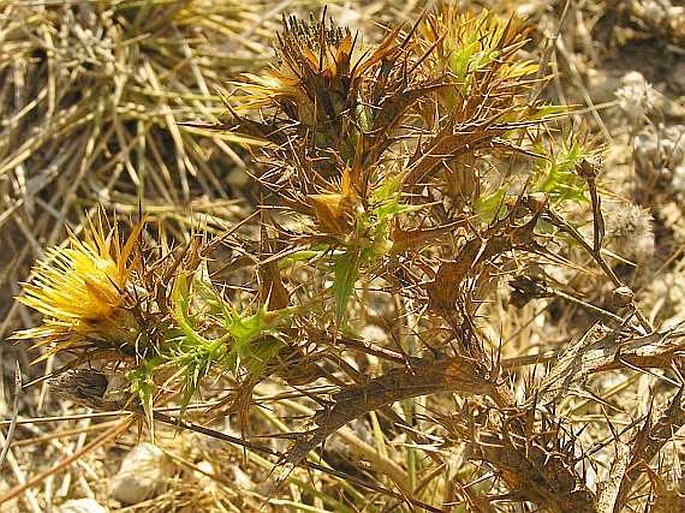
[8,3,685,512]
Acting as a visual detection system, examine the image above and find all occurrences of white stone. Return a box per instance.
[109,443,174,505]
[57,499,108,513]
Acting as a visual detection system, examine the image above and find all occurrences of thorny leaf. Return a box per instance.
[428,237,484,310]
[611,387,685,512]
[283,356,494,470]
[537,327,674,406]
[594,436,631,513]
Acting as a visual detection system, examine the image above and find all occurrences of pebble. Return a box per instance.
[57,499,108,513]
[109,443,174,505]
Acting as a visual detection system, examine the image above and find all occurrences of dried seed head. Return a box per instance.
[50,369,109,409]
[236,13,359,125]
[606,203,655,262]
[615,71,659,119]
[575,155,604,181]
[610,285,635,307]
[280,13,349,52]
[509,275,550,308]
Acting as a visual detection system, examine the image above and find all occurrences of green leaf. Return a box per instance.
[332,250,360,325]
[128,361,158,429]
[474,186,507,223]
[224,306,290,377]
[533,141,589,204]
[243,335,285,376]
[171,274,211,346]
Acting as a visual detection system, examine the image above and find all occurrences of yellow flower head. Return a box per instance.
[15,216,144,357]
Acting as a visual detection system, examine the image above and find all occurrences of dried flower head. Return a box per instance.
[15,217,144,357]
[237,13,353,122]
[235,10,400,130]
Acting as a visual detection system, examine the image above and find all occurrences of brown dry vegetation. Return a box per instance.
[2,1,685,512]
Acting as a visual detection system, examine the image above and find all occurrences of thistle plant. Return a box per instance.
[9,5,685,513]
